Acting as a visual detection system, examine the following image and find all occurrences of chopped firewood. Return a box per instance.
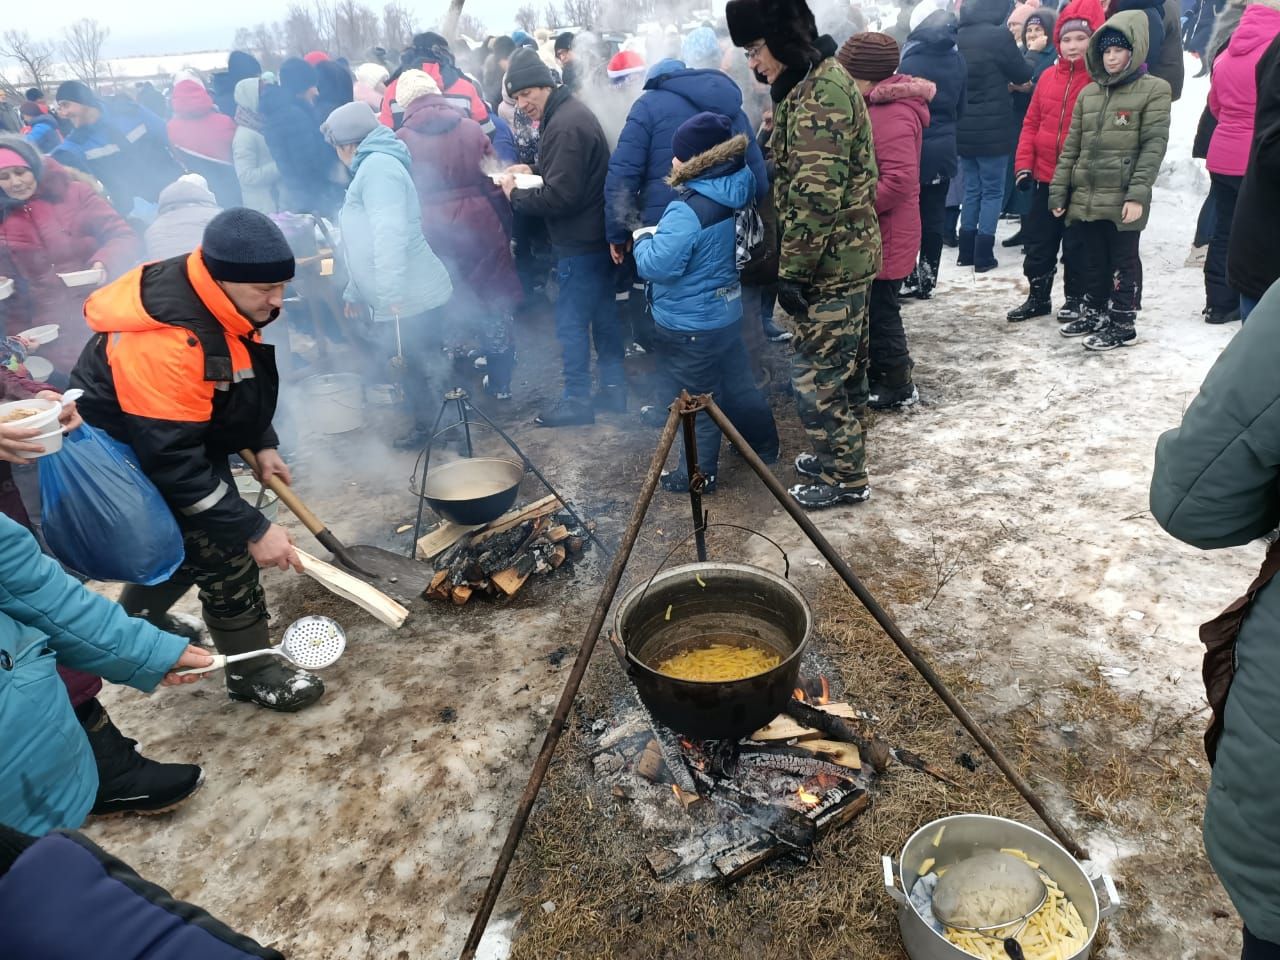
[395,523,413,534]
[491,562,532,597]
[635,739,666,782]
[416,520,481,560]
[545,524,570,543]
[785,698,958,785]
[567,537,585,554]
[469,494,561,546]
[750,703,861,742]
[451,585,473,606]
[426,569,450,600]
[793,739,861,770]
[549,544,567,569]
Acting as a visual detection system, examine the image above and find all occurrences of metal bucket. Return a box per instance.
[611,562,811,741]
[301,373,364,435]
[883,814,1121,960]
[234,475,279,522]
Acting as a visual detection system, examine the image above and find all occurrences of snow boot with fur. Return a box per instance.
[206,613,324,712]
[81,699,203,817]
[956,229,976,267]
[1007,274,1054,322]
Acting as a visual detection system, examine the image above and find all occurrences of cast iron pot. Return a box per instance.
[611,561,812,741]
[421,458,524,525]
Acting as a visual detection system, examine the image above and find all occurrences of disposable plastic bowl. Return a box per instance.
[26,427,64,457]
[489,173,543,190]
[18,324,59,345]
[23,356,52,382]
[234,474,280,522]
[0,277,13,300]
[0,397,61,439]
[58,267,105,288]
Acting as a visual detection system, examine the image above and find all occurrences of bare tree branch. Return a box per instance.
[515,4,539,33]
[61,18,110,90]
[0,30,56,92]
[382,3,417,55]
[441,0,467,43]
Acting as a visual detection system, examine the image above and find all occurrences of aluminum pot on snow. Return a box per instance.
[883,814,1121,960]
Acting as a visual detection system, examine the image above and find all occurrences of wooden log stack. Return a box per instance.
[419,495,592,605]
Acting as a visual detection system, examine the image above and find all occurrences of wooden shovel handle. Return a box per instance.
[238,448,326,536]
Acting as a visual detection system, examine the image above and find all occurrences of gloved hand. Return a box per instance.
[777,281,810,318]
[1015,171,1034,191]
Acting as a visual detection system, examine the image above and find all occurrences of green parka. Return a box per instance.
[773,57,882,297]
[1150,283,1280,944]
[1048,11,1171,231]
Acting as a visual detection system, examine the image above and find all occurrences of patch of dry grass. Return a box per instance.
[497,573,1232,959]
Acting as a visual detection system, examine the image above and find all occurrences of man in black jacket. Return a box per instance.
[502,48,625,427]
[1228,32,1280,320]
[72,209,324,713]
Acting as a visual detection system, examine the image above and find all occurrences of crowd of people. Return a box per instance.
[2,0,1280,954]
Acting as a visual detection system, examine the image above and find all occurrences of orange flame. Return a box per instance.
[815,676,831,705]
[793,687,806,702]
[796,785,820,807]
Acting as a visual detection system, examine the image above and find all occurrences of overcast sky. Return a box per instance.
[6,1,525,58]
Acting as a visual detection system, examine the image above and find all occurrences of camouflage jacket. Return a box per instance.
[772,57,882,295]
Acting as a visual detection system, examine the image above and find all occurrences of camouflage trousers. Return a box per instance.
[167,526,266,625]
[789,285,871,487]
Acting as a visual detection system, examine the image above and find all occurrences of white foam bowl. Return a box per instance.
[23,356,52,382]
[58,267,105,288]
[490,173,543,190]
[0,277,13,300]
[18,324,59,345]
[0,398,62,456]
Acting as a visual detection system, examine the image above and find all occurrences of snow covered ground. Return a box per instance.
[82,57,1247,959]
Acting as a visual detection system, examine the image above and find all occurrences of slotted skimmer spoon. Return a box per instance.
[178,616,346,675]
[931,851,1047,960]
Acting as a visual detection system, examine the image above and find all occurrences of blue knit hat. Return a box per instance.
[279,57,319,98]
[672,111,734,162]
[1096,27,1132,53]
[202,209,295,283]
[681,26,722,68]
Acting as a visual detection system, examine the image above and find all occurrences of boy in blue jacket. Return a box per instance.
[634,112,779,493]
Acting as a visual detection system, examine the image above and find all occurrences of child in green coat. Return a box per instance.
[1048,10,1171,351]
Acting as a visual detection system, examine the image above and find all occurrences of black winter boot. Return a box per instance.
[482,349,515,401]
[1083,310,1137,351]
[1007,273,1055,322]
[81,699,203,817]
[1001,225,1025,248]
[1060,302,1108,338]
[1057,297,1085,322]
[918,255,939,298]
[535,396,595,427]
[900,267,922,300]
[868,364,918,410]
[942,207,960,247]
[119,582,205,643]
[594,383,628,413]
[956,229,976,267]
[974,234,998,273]
[788,482,872,510]
[205,614,324,712]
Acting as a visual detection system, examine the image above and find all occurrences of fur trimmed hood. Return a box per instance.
[667,133,749,187]
[866,73,937,105]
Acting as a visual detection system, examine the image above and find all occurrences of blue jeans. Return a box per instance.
[653,321,778,475]
[959,155,1008,237]
[1241,294,1258,322]
[555,252,625,398]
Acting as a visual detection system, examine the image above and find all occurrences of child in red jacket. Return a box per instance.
[1006,0,1104,322]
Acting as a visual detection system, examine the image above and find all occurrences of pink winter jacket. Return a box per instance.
[866,74,935,281]
[1207,4,1280,176]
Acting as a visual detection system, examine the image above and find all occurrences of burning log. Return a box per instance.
[785,698,959,786]
[424,504,591,605]
[791,739,862,771]
[750,702,864,742]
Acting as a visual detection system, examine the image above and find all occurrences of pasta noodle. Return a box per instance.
[654,640,781,681]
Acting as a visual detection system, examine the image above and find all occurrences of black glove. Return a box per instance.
[777,281,810,318]
[1015,171,1034,192]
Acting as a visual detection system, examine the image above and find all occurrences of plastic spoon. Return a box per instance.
[59,388,84,408]
[178,616,346,675]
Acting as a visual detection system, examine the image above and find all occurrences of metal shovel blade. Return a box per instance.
[332,544,433,605]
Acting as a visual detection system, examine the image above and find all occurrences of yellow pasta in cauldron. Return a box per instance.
[654,641,781,682]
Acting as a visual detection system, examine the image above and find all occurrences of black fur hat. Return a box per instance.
[726,0,822,69]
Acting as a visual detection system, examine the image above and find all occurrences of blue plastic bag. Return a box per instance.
[39,424,185,585]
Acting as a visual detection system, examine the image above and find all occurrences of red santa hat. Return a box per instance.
[606,50,647,81]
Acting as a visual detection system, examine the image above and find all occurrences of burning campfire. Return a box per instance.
[592,672,883,883]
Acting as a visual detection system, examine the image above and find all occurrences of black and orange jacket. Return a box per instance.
[71,250,279,547]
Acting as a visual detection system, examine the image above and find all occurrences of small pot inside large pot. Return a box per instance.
[612,562,812,741]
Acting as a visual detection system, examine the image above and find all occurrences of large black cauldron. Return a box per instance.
[611,562,812,741]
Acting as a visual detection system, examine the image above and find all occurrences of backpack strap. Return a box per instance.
[677,186,734,230]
